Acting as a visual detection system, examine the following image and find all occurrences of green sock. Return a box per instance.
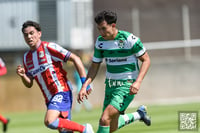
[97,125,110,133]
[118,112,140,129]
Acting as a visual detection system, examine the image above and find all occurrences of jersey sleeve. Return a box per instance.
[128,34,146,57]
[23,52,33,78]
[47,42,71,62]
[92,39,103,63]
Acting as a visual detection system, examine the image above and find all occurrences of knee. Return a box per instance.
[45,118,59,129]
[44,119,51,127]
[100,115,111,126]
[44,119,49,127]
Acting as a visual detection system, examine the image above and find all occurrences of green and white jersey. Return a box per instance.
[93,30,146,80]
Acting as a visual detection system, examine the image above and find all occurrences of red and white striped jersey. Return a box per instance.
[23,41,71,103]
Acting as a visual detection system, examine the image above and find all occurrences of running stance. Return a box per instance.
[78,10,151,133]
[16,21,94,133]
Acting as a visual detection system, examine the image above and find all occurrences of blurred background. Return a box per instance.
[0,0,200,113]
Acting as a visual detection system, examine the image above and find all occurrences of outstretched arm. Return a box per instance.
[16,65,33,88]
[129,52,151,95]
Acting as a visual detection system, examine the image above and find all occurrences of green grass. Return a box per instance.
[1,102,200,133]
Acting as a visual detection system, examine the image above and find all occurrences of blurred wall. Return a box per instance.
[0,0,93,51]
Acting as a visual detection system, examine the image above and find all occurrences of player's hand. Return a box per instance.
[16,65,26,77]
[77,86,88,104]
[129,81,140,95]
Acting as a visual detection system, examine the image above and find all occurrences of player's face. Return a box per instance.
[97,20,116,40]
[23,26,41,50]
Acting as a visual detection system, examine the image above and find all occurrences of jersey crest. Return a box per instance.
[118,40,125,48]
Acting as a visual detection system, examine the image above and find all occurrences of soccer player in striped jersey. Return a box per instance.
[16,21,94,133]
[78,10,151,133]
[0,57,10,133]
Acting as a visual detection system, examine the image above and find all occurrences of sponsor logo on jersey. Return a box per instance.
[98,43,103,48]
[29,64,49,76]
[106,58,127,63]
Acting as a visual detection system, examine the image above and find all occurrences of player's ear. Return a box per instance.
[38,31,42,38]
[111,23,116,28]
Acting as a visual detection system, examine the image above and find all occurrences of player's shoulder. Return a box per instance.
[120,30,141,44]
[96,35,105,41]
[95,36,106,49]
[118,30,131,36]
[41,41,52,47]
[43,41,61,49]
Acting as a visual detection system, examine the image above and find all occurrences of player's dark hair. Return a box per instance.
[94,10,117,25]
[22,20,41,33]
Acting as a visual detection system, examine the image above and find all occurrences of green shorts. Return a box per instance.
[103,79,135,114]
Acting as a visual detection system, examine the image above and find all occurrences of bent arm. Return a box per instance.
[21,74,33,88]
[16,65,33,88]
[136,52,151,83]
[68,53,86,78]
[130,52,150,95]
[82,62,101,88]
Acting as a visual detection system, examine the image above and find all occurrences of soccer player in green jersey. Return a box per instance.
[78,10,151,133]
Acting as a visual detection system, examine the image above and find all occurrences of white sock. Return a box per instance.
[132,112,141,120]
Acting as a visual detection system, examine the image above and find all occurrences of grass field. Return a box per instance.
[1,102,199,133]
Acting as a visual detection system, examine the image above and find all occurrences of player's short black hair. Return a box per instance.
[22,20,41,33]
[94,10,117,25]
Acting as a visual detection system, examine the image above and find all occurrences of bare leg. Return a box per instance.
[98,105,120,133]
[44,109,60,126]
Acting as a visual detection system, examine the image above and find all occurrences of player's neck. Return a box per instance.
[113,29,118,39]
[109,29,118,40]
[30,40,41,51]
